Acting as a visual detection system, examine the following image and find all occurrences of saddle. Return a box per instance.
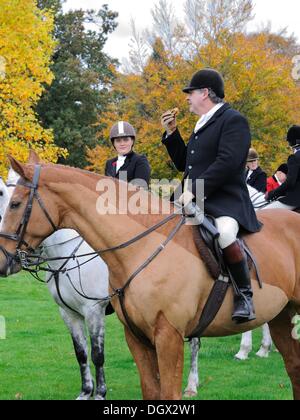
[186,206,262,340]
[193,217,255,282]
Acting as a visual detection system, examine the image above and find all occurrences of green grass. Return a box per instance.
[0,272,292,400]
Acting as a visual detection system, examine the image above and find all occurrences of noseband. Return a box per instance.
[0,165,57,265]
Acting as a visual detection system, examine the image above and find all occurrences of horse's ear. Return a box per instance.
[28,149,40,164]
[8,156,28,180]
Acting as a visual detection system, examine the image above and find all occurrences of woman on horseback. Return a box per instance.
[105,121,151,188]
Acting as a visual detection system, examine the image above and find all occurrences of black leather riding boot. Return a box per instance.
[223,241,256,324]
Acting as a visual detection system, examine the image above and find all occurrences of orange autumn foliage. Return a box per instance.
[87,33,300,179]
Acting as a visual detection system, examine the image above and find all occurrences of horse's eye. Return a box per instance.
[10,202,21,210]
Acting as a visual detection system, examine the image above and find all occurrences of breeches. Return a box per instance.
[215,216,239,250]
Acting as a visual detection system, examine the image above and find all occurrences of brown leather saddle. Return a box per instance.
[193,216,260,284]
[187,215,263,339]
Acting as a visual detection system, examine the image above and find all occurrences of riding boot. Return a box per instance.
[223,240,256,324]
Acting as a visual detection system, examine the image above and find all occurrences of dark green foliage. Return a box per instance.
[36,1,118,168]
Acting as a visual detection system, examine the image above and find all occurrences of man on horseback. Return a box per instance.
[161,69,262,324]
[264,125,300,210]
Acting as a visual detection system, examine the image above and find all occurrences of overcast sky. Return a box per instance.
[63,0,300,63]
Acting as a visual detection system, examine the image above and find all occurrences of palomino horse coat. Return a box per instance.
[0,158,300,400]
[1,160,201,399]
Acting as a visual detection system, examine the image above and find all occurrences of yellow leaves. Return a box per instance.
[86,144,114,174]
[87,32,300,178]
[0,0,66,179]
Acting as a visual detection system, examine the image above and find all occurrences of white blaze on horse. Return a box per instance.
[1,158,300,400]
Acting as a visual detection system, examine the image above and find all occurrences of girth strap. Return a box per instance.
[188,275,229,339]
[118,290,155,349]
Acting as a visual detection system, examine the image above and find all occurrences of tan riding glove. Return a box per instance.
[178,191,195,207]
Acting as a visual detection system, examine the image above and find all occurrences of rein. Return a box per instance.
[18,211,181,265]
[0,166,188,348]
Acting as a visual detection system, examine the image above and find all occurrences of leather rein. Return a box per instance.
[0,165,187,348]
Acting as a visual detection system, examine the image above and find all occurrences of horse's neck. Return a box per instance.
[43,229,79,247]
[42,229,81,259]
[47,172,178,283]
[43,229,109,301]
[40,220,107,280]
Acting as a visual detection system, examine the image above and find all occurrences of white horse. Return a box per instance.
[3,167,203,399]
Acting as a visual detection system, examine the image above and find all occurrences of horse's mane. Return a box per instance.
[33,163,198,257]
[38,162,173,211]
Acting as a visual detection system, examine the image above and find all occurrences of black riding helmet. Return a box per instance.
[287,125,300,148]
[182,68,225,99]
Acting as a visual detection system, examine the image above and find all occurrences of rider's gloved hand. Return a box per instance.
[178,191,195,207]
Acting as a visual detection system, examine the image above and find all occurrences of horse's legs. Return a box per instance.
[256,324,273,358]
[155,313,184,400]
[60,308,94,400]
[86,305,107,401]
[124,326,160,400]
[269,306,300,400]
[235,331,252,360]
[184,338,201,397]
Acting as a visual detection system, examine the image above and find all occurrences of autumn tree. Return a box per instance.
[36,1,119,168]
[87,31,300,178]
[0,0,66,178]
[195,33,300,172]
[122,19,150,74]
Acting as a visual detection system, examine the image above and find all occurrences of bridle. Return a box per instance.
[0,165,58,267]
[0,165,213,349]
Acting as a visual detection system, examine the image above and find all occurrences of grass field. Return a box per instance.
[0,272,292,400]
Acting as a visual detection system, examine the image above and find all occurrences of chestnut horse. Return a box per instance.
[0,158,300,400]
